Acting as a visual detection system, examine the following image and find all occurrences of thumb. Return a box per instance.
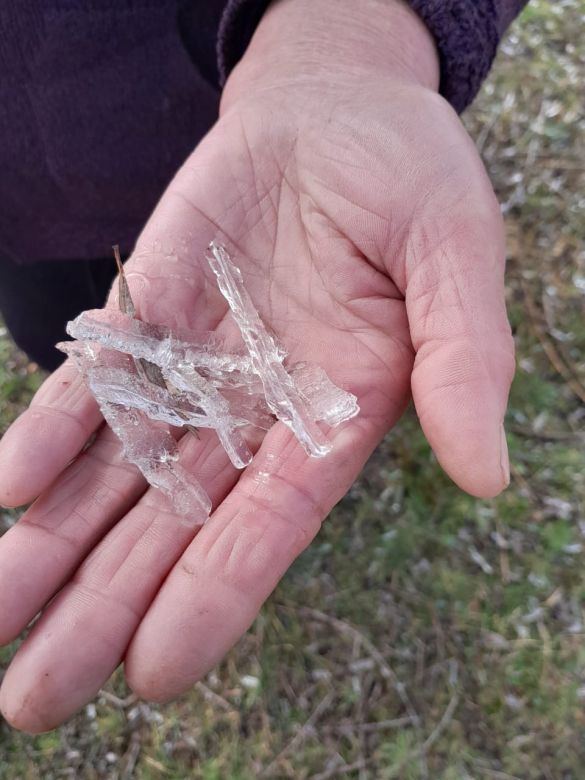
[405,209,515,498]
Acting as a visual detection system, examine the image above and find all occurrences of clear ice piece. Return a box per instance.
[60,338,253,470]
[290,363,360,426]
[66,309,271,420]
[59,340,211,522]
[159,362,253,469]
[59,242,360,517]
[66,314,255,468]
[100,402,211,522]
[67,309,255,383]
[66,309,358,429]
[206,242,332,458]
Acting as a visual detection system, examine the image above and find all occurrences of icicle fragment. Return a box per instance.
[206,241,333,457]
[58,340,211,521]
[100,402,211,523]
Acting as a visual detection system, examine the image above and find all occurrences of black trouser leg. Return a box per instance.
[0,255,117,371]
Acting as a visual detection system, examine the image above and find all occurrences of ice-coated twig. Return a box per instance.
[206,241,332,457]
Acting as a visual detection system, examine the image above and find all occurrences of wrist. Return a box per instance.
[221,0,439,110]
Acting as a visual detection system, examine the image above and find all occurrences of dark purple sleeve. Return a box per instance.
[216,0,273,84]
[215,0,530,112]
[406,0,530,111]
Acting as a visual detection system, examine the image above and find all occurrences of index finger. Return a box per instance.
[124,384,407,703]
[0,115,274,507]
[0,180,226,508]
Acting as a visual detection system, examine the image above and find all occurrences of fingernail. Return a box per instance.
[500,424,510,488]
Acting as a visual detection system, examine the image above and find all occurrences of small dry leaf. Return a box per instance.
[113,245,198,437]
[114,245,136,318]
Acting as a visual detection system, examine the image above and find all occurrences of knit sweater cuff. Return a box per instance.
[406,0,526,112]
[216,0,529,112]
[217,0,272,86]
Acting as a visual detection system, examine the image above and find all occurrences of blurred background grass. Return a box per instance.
[1,1,584,777]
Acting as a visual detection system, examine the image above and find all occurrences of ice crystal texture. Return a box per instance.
[59,242,359,522]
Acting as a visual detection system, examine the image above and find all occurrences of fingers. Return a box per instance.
[0,361,102,507]
[0,111,275,509]
[123,412,390,703]
[0,428,242,733]
[405,213,515,498]
[0,426,146,645]
[0,126,241,508]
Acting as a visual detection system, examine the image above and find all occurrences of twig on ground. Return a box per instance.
[420,688,460,752]
[521,277,585,404]
[98,690,138,709]
[311,687,460,780]
[260,691,334,777]
[297,607,421,726]
[121,731,142,780]
[297,606,429,779]
[472,762,523,780]
[320,716,415,736]
[311,757,369,780]
[508,424,585,443]
[509,462,536,499]
[384,687,460,780]
[195,681,235,712]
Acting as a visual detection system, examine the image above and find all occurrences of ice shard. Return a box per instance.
[206,241,333,457]
[99,402,211,523]
[58,340,211,522]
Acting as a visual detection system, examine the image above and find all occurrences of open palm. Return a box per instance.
[0,79,514,731]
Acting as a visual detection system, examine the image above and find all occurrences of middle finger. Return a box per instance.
[0,427,244,732]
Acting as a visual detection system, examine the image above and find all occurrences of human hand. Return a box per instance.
[0,0,514,731]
